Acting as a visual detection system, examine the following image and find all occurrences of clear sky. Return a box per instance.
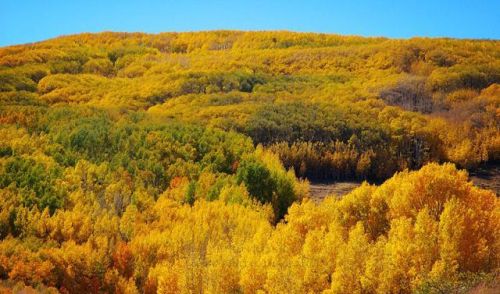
[1,0,499,46]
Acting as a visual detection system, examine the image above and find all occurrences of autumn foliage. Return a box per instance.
[0,31,499,293]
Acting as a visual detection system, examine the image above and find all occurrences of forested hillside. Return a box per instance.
[0,31,499,293]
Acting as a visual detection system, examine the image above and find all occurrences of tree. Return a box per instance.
[236,157,275,204]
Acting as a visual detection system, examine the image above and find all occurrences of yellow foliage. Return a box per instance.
[0,31,499,293]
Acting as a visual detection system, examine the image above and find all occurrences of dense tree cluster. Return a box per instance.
[0,160,497,293]
[4,31,496,175]
[0,31,499,293]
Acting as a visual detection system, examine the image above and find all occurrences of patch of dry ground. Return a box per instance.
[309,182,361,203]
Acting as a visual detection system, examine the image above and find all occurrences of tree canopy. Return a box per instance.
[0,31,498,293]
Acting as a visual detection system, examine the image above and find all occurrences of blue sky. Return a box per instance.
[1,0,499,46]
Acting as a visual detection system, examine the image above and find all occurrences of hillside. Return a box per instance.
[2,31,499,179]
[0,31,499,293]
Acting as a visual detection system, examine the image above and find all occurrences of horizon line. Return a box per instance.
[2,29,499,48]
